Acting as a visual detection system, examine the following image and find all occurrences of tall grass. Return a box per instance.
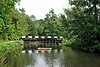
[0,41,22,67]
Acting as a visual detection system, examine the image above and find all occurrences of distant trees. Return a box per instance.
[12,9,34,38]
[32,9,63,36]
[0,0,100,52]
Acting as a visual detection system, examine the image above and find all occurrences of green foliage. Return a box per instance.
[0,41,22,67]
[32,9,63,36]
[0,0,35,40]
[12,9,35,36]
[65,0,100,53]
[60,38,75,47]
[0,18,4,34]
[0,0,100,53]
[0,0,20,40]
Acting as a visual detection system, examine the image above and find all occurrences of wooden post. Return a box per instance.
[47,36,51,48]
[54,36,57,48]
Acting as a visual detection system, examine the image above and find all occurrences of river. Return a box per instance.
[10,47,100,67]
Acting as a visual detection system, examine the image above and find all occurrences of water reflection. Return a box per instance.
[25,49,64,67]
[10,47,100,67]
[63,47,100,67]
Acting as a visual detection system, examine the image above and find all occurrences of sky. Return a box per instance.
[16,0,69,19]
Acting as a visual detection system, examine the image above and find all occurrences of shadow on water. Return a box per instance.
[63,47,100,67]
[9,47,100,67]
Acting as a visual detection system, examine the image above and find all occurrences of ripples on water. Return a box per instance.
[24,49,64,67]
[11,47,100,67]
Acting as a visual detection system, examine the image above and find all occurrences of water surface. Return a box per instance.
[11,47,100,67]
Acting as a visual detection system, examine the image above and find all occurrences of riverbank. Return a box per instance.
[0,40,22,67]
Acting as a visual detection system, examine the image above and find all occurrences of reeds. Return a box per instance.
[0,41,22,67]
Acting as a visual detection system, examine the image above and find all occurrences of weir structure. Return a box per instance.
[21,36,63,50]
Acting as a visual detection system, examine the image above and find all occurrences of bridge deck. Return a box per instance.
[21,36,63,49]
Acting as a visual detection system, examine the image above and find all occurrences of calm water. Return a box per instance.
[10,47,100,67]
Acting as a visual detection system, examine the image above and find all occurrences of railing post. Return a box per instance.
[21,35,63,49]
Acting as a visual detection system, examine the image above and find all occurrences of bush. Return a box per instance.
[59,38,75,47]
[0,41,22,67]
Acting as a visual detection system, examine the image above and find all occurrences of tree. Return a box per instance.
[65,0,100,52]
[12,9,37,38]
[42,9,63,36]
[0,0,20,40]
[31,9,63,36]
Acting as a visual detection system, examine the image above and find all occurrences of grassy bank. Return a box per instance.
[0,40,22,67]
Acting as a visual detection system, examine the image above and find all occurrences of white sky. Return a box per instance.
[16,0,69,19]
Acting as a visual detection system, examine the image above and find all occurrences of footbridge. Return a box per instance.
[21,36,63,49]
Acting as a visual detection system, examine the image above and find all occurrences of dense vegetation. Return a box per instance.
[0,0,100,53]
[0,41,22,67]
[0,0,34,40]
[0,0,100,66]
[67,0,100,53]
[28,0,100,53]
